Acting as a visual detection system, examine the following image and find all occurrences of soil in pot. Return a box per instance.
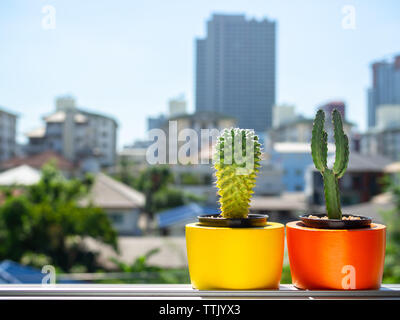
[299,213,372,229]
[197,213,268,228]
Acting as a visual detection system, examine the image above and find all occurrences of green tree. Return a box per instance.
[27,163,92,205]
[382,173,400,283]
[180,172,202,185]
[114,156,137,186]
[135,165,197,216]
[0,163,117,272]
[110,248,161,273]
[135,165,173,194]
[136,165,171,217]
[113,164,204,216]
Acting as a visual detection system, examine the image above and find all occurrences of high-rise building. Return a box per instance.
[0,107,17,162]
[367,54,400,128]
[195,14,276,133]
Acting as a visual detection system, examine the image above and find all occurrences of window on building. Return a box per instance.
[108,212,124,224]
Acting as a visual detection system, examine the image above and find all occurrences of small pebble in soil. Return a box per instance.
[307,215,361,220]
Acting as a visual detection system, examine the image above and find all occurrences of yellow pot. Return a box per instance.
[185,222,285,290]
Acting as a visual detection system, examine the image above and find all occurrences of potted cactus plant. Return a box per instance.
[185,128,285,290]
[286,109,386,290]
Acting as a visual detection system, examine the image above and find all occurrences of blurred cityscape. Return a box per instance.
[0,10,400,284]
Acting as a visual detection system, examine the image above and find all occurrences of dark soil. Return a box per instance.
[307,215,361,220]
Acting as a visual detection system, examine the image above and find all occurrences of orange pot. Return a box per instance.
[286,221,386,290]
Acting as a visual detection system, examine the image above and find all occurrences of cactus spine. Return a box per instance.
[214,128,262,218]
[311,109,349,219]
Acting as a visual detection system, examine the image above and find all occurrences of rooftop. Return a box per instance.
[273,142,335,153]
[26,127,46,139]
[85,173,145,209]
[1,151,75,172]
[308,152,393,173]
[0,106,18,118]
[44,111,88,124]
[0,261,46,284]
[0,165,41,186]
[327,152,392,172]
[41,101,119,126]
[364,124,400,134]
[250,192,307,212]
[272,116,355,131]
[385,162,400,173]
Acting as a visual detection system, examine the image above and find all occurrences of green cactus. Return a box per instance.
[311,109,349,219]
[214,128,262,218]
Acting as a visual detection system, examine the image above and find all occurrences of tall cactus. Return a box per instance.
[214,128,262,218]
[311,109,349,219]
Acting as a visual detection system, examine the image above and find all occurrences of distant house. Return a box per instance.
[84,173,145,235]
[361,125,400,161]
[250,192,307,223]
[270,142,335,192]
[1,150,75,177]
[306,152,393,206]
[0,165,41,186]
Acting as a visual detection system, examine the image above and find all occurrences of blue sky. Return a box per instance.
[1,0,399,149]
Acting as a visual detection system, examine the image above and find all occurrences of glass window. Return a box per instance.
[0,1,398,295]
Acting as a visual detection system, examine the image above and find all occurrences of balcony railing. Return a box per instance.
[0,284,399,299]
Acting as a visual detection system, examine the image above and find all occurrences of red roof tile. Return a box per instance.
[1,151,75,171]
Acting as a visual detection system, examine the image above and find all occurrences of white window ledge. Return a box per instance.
[0,284,399,300]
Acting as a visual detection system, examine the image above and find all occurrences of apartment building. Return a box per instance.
[196,14,276,133]
[26,96,118,169]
